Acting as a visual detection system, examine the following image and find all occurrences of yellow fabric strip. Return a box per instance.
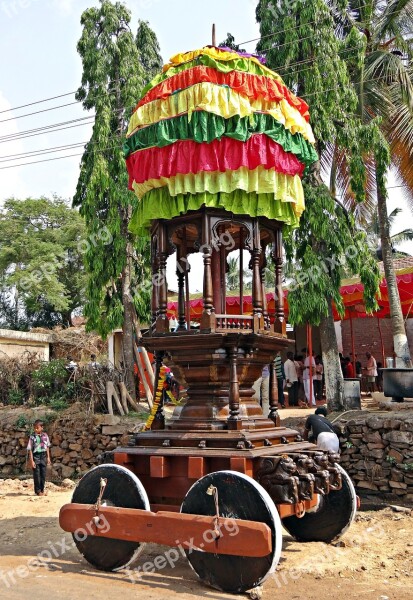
[164,47,284,83]
[131,166,305,216]
[127,82,315,143]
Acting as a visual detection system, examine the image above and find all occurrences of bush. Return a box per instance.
[8,389,25,405]
[15,415,28,429]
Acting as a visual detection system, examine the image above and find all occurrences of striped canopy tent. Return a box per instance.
[167,259,413,322]
[125,45,318,236]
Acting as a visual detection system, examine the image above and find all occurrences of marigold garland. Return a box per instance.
[144,365,168,430]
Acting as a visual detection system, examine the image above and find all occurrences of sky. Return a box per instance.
[0,0,411,292]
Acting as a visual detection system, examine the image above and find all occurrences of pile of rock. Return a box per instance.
[339,415,413,500]
[0,423,30,476]
[0,415,140,480]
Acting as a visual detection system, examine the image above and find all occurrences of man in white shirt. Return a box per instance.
[284,351,299,406]
[302,348,316,407]
[363,352,378,395]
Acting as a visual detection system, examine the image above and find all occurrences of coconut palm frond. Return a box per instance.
[388,135,413,212]
[391,228,413,244]
[365,49,413,96]
[374,0,413,45]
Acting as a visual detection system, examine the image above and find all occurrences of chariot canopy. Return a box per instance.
[125,45,318,236]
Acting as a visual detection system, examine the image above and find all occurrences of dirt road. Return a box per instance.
[0,478,412,600]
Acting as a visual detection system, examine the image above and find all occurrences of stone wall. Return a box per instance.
[339,414,413,501]
[2,411,413,503]
[0,415,137,480]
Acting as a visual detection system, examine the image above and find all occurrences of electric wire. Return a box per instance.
[0,0,383,117]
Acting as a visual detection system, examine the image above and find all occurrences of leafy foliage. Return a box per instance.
[285,183,380,325]
[219,33,247,53]
[256,0,383,325]
[326,0,413,214]
[136,19,163,85]
[225,255,252,291]
[73,0,158,336]
[0,196,86,329]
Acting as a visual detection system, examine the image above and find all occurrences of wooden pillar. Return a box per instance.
[274,229,285,334]
[227,346,242,430]
[251,223,263,331]
[260,250,269,330]
[211,237,222,313]
[151,244,159,329]
[201,243,216,332]
[239,229,244,316]
[269,360,280,425]
[156,223,169,333]
[220,228,227,315]
[182,228,191,330]
[176,256,186,331]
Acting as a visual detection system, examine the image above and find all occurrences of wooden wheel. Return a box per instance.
[71,464,150,571]
[180,470,282,593]
[282,464,357,543]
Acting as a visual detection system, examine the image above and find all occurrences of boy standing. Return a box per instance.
[27,420,51,496]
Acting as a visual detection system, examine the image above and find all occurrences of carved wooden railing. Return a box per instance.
[215,314,254,332]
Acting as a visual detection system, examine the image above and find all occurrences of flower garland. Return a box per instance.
[144,365,168,431]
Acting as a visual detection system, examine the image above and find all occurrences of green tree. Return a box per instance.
[136,19,163,85]
[73,0,153,396]
[366,208,413,257]
[225,255,252,291]
[328,0,413,367]
[0,197,86,329]
[256,0,382,409]
[219,33,247,53]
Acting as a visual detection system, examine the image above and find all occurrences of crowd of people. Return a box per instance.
[260,349,382,408]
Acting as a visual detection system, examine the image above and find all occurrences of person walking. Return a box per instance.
[302,348,316,407]
[363,352,378,395]
[284,351,299,406]
[303,407,340,452]
[27,420,51,496]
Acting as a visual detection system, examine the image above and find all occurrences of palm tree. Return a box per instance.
[366,207,413,258]
[226,255,252,292]
[327,0,413,366]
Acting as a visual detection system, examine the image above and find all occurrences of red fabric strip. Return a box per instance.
[126,135,305,187]
[135,66,310,122]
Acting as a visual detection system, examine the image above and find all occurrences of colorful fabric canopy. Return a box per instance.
[126,45,318,235]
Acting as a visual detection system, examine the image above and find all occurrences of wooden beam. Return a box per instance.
[59,504,272,558]
[134,343,153,408]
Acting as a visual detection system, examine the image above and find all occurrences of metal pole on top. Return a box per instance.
[212,24,216,46]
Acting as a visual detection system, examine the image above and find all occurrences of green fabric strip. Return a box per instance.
[124,112,318,168]
[129,188,300,238]
[140,54,283,99]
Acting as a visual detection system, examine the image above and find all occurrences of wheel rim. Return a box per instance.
[282,464,357,543]
[71,464,150,571]
[181,470,282,593]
